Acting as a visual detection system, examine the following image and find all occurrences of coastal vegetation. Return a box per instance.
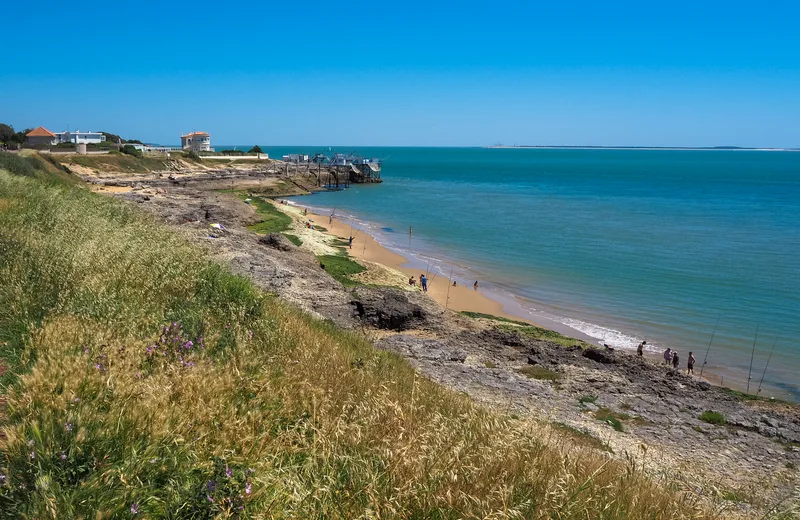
[56,152,173,173]
[244,195,293,235]
[316,254,366,287]
[460,311,592,348]
[699,410,727,425]
[0,153,717,518]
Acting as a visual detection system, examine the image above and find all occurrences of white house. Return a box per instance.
[181,131,212,152]
[54,130,106,144]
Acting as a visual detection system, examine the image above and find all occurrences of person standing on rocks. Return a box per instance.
[687,351,696,375]
[663,348,672,365]
[672,350,680,369]
[637,341,646,357]
[349,236,354,249]
[421,274,428,293]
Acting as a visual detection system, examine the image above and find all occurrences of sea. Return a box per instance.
[228,146,800,400]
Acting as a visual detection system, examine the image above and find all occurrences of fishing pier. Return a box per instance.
[281,152,383,189]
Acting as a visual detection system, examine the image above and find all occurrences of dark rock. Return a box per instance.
[449,351,468,363]
[259,233,295,252]
[527,356,540,365]
[352,288,427,331]
[582,348,617,364]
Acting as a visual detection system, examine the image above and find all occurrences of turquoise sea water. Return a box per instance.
[246,147,800,399]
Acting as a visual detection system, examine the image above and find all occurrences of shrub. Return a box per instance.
[579,395,597,404]
[248,145,263,154]
[121,144,143,158]
[0,151,37,176]
[699,410,726,425]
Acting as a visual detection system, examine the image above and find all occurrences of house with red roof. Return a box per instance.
[26,127,57,146]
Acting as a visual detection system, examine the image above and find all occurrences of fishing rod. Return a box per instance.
[699,315,721,377]
[746,324,759,394]
[444,265,455,309]
[757,336,779,395]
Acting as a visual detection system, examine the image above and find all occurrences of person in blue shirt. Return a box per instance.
[420,274,428,292]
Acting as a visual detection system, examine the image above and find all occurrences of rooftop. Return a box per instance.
[26,126,56,137]
[182,132,210,138]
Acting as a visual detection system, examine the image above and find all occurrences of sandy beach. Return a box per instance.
[285,203,525,322]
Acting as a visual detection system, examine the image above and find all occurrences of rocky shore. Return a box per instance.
[93,168,798,517]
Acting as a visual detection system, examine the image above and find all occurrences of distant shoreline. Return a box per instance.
[485,145,799,151]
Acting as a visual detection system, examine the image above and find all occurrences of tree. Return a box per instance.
[0,123,14,144]
[248,145,263,154]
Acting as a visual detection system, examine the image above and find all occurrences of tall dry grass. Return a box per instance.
[0,163,710,518]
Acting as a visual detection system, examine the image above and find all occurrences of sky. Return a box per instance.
[1,1,799,147]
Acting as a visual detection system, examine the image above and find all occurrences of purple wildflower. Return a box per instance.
[225,466,232,478]
[73,397,79,403]
[130,503,140,514]
[135,372,142,379]
[65,422,73,432]
[184,341,193,349]
[207,480,217,492]
[0,475,6,483]
[29,452,35,459]
[245,482,252,495]
[60,452,67,460]
[206,494,214,503]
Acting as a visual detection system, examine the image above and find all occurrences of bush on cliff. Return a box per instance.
[0,161,707,518]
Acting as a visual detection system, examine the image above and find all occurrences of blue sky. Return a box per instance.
[2,1,799,147]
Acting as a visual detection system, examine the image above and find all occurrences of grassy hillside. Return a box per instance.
[54,152,176,173]
[0,157,706,518]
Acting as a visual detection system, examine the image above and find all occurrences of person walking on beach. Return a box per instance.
[663,348,672,365]
[687,351,696,375]
[637,341,646,357]
[421,274,428,292]
[473,281,479,290]
[672,350,680,369]
[348,236,354,249]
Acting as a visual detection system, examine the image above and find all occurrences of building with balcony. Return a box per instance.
[54,130,106,144]
[181,131,212,152]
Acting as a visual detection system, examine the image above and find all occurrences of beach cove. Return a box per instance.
[53,153,799,516]
[265,146,800,400]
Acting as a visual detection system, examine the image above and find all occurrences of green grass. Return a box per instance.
[317,254,366,287]
[282,233,302,246]
[0,161,715,518]
[578,395,598,405]
[594,408,630,432]
[699,410,726,425]
[517,365,562,381]
[459,311,591,348]
[243,195,293,234]
[460,311,530,326]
